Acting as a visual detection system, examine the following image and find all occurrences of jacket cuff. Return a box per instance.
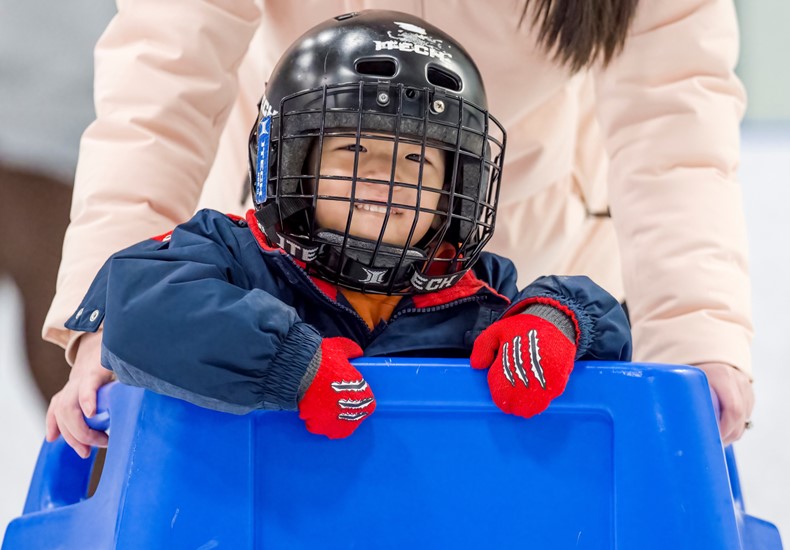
[262,322,322,411]
[64,303,105,333]
[63,303,107,367]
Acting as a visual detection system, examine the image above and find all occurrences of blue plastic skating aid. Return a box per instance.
[2,360,783,549]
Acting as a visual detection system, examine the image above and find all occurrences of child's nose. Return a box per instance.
[358,153,395,184]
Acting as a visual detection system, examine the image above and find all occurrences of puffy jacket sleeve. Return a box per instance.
[43,0,262,361]
[593,0,752,376]
[64,212,322,414]
[505,275,632,363]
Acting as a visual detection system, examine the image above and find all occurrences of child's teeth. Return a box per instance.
[355,203,391,214]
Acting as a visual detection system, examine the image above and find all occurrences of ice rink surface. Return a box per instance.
[1,125,788,541]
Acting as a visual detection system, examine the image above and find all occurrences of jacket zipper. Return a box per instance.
[281,255,372,336]
[388,295,489,322]
[368,295,494,342]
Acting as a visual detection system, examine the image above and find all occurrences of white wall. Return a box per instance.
[733,124,790,535]
[736,0,790,121]
[0,281,46,531]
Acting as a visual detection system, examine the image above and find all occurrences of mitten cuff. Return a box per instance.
[298,346,322,401]
[504,295,585,353]
[520,304,577,343]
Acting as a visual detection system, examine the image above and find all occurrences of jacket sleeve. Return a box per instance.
[593,0,752,376]
[43,0,262,362]
[64,212,321,414]
[505,275,633,363]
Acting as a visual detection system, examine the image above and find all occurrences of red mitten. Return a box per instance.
[471,313,576,418]
[298,337,376,439]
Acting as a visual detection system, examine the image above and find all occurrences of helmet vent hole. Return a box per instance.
[427,66,462,92]
[355,58,398,78]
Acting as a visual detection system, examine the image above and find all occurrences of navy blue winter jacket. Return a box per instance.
[66,209,631,414]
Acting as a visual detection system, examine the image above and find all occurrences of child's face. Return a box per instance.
[312,135,446,246]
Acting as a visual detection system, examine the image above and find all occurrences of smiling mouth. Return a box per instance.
[354,202,404,215]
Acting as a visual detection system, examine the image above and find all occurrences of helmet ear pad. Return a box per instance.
[433,148,492,252]
[264,135,315,238]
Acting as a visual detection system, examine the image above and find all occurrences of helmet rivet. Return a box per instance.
[377,92,390,106]
[431,99,446,114]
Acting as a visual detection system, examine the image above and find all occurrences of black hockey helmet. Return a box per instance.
[249,10,506,294]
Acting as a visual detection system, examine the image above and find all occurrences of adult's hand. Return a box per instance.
[45,331,114,458]
[695,362,754,446]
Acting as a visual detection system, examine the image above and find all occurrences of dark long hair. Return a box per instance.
[519,0,640,72]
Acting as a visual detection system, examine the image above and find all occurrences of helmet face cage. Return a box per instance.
[249,13,506,295]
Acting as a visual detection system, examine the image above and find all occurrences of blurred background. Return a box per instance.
[1,0,788,540]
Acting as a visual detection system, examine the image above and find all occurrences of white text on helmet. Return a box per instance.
[373,40,452,62]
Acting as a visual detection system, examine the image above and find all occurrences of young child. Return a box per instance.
[49,11,631,445]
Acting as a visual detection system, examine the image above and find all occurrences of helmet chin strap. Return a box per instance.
[255,205,470,293]
[312,229,470,293]
[312,229,425,291]
[409,269,468,293]
[254,204,321,262]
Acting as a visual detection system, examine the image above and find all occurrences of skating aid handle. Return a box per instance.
[706,379,744,510]
[22,383,114,514]
[84,383,112,431]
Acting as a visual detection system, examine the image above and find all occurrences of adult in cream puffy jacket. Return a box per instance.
[44,0,753,450]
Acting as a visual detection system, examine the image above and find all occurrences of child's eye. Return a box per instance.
[405,153,434,166]
[341,144,367,153]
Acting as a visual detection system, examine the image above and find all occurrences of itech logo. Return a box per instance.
[410,271,464,292]
[373,21,452,61]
